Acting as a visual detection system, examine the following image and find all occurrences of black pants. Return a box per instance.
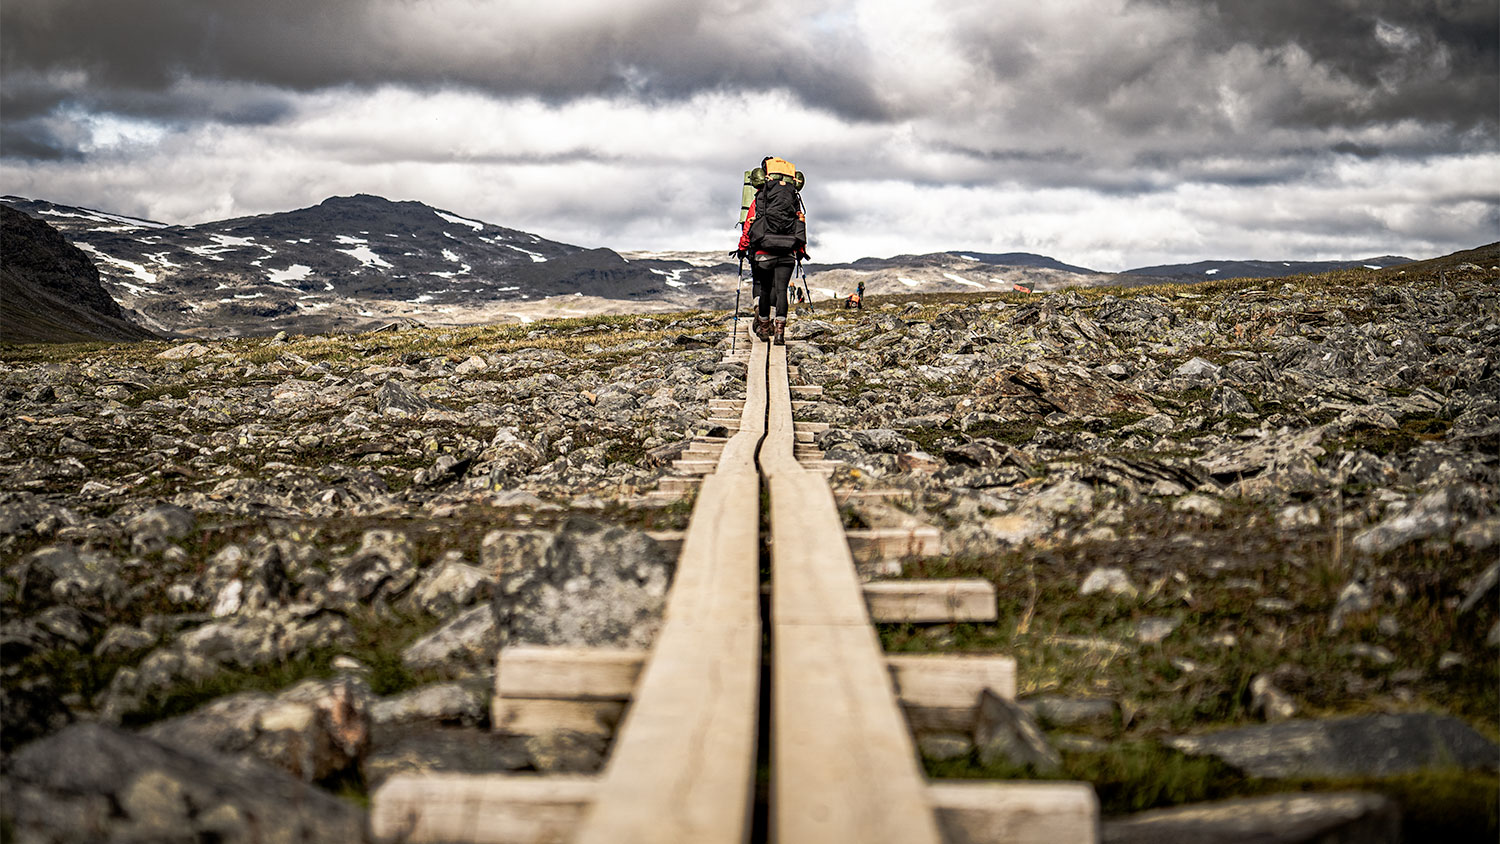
[753,254,796,319]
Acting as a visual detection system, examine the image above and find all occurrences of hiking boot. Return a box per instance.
[753,316,771,341]
[773,318,786,346]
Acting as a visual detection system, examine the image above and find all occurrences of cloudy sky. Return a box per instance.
[3,0,1496,268]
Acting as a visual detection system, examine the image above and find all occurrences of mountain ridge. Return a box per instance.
[0,194,691,338]
[0,206,159,344]
[0,193,1428,339]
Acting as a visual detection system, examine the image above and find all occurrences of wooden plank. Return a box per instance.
[864,579,998,623]
[763,343,943,844]
[497,646,647,700]
[671,459,718,475]
[492,699,625,736]
[886,653,1017,708]
[371,775,594,844]
[790,385,824,396]
[794,421,830,433]
[834,488,916,506]
[774,622,943,843]
[571,336,768,844]
[492,647,1012,711]
[846,526,942,561]
[769,471,871,627]
[576,622,759,843]
[656,476,702,495]
[930,781,1099,844]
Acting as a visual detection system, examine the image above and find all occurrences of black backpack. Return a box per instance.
[749,179,806,255]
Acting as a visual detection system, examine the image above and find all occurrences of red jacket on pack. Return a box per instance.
[738,198,807,257]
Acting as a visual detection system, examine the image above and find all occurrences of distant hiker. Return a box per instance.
[735,156,807,346]
[857,280,865,300]
[844,292,862,310]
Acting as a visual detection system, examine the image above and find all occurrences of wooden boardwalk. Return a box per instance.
[372,322,1097,843]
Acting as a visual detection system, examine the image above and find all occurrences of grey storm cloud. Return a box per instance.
[0,0,892,128]
[1,0,1494,267]
[1189,0,1499,130]
[6,0,1493,148]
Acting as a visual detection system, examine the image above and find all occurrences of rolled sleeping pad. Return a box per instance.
[739,170,757,225]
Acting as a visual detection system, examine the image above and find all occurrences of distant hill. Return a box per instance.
[0,195,700,337]
[1,192,1440,336]
[0,206,158,344]
[943,251,1099,274]
[1122,255,1414,281]
[836,251,1096,275]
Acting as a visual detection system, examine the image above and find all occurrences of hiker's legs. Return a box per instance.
[770,259,793,319]
[753,260,775,320]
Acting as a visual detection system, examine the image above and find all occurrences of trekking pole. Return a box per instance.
[732,256,744,352]
[799,260,814,313]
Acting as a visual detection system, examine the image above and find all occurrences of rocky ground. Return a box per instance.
[1,247,1496,841]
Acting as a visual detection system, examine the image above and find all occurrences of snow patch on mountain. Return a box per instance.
[650,268,688,288]
[435,210,484,231]
[76,243,158,289]
[338,245,394,269]
[507,244,548,263]
[267,264,313,286]
[942,272,984,288]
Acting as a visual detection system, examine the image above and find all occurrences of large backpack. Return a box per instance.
[748,158,807,255]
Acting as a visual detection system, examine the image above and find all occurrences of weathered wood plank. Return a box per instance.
[491,699,624,737]
[930,781,1099,844]
[570,336,768,844]
[655,476,702,495]
[496,646,647,701]
[371,775,594,844]
[834,488,917,505]
[886,653,1017,708]
[774,621,942,843]
[846,526,943,561]
[671,459,719,474]
[492,648,1013,711]
[864,579,998,623]
[764,343,943,844]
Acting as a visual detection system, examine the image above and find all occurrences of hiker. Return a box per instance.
[734,156,807,346]
[845,280,864,310]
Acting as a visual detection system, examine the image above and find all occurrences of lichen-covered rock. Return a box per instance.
[403,555,493,618]
[371,682,487,727]
[145,678,370,782]
[491,515,676,649]
[5,723,368,842]
[401,605,498,676]
[1167,713,1499,779]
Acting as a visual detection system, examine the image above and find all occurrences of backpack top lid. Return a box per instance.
[749,157,806,191]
